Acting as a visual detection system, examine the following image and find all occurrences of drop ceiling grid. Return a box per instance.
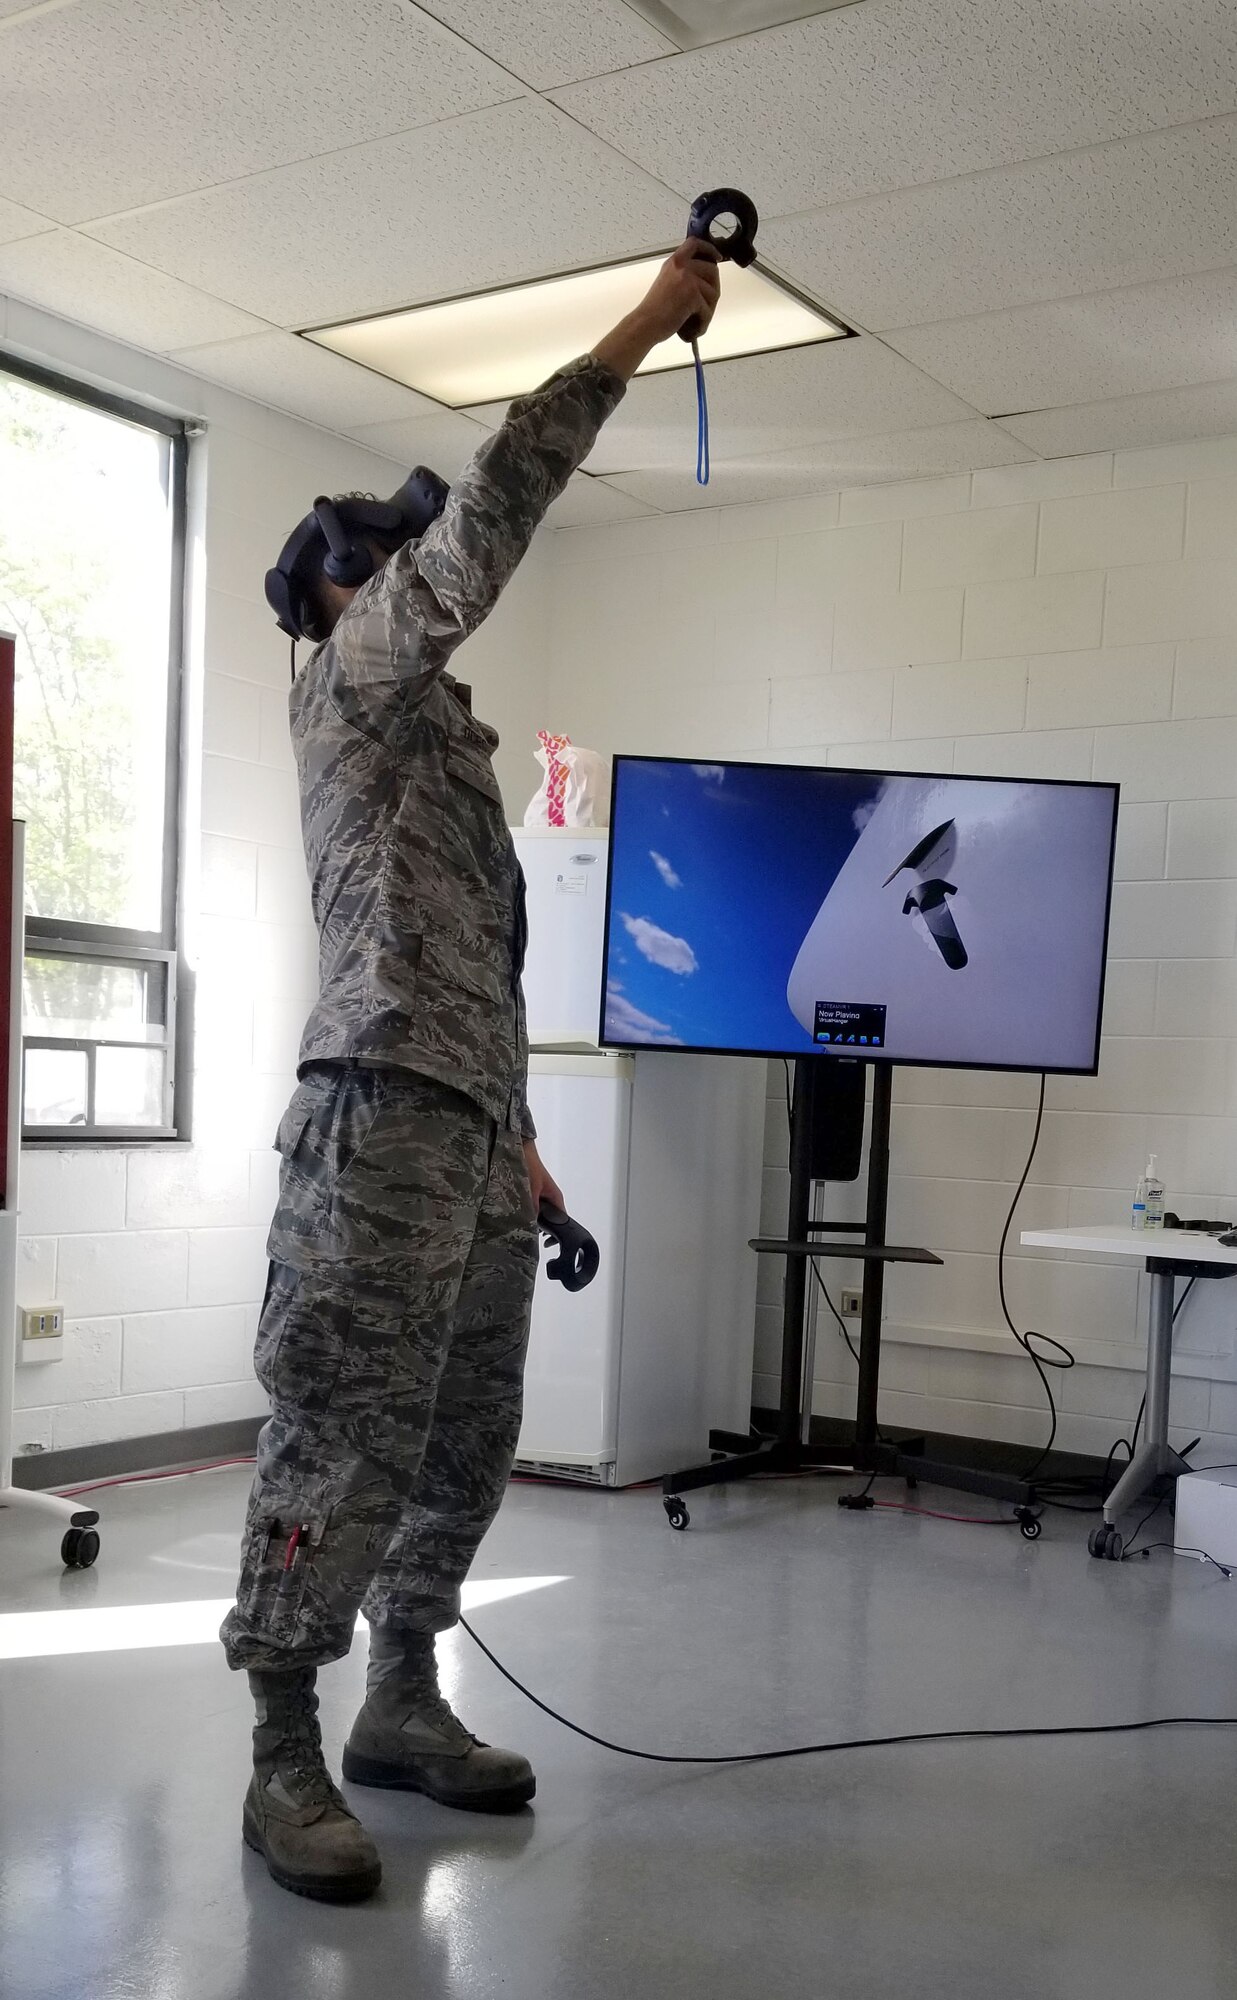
[409,0,678,90]
[0,229,269,353]
[548,0,1237,218]
[889,266,1237,417]
[0,0,525,221]
[1,0,1236,491]
[760,116,1237,333]
[0,194,55,247]
[87,98,687,326]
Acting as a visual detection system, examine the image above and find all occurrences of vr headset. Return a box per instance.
[264,467,450,644]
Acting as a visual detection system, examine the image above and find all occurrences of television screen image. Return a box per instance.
[601,757,1119,1075]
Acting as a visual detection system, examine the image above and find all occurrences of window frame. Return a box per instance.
[23,938,178,1141]
[0,349,190,1145]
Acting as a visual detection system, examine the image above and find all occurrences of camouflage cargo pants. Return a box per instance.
[221,1065,538,1673]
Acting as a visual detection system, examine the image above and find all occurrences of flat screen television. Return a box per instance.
[600,756,1119,1076]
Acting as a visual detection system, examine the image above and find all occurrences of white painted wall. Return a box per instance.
[544,442,1237,1466]
[2,295,549,1458]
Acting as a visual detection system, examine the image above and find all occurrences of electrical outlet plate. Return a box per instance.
[18,1302,65,1363]
[840,1290,863,1317]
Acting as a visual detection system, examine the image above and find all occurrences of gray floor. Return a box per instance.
[2,1467,1237,2000]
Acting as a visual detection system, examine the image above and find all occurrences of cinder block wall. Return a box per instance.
[544,440,1237,1462]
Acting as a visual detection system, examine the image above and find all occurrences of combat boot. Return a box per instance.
[244,1668,383,1901]
[342,1628,536,1812]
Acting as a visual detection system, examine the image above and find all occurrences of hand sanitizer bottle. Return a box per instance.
[1144,1155,1165,1231]
[1132,1168,1147,1231]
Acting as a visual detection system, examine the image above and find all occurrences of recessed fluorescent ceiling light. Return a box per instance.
[304,257,848,411]
[626,0,863,50]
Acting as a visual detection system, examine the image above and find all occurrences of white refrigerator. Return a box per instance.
[514,829,765,1487]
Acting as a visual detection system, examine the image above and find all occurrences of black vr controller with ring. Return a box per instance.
[679,187,759,341]
[538,1200,600,1292]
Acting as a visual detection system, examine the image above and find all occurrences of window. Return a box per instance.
[0,356,186,1140]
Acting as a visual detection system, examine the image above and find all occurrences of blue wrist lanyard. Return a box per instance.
[692,338,710,487]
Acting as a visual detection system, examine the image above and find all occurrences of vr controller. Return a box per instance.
[538,1200,600,1293]
[264,467,450,644]
[679,186,759,341]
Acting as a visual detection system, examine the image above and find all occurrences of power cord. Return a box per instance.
[994,1074,1082,1484]
[1120,1495,1232,1576]
[1125,1542,1233,1578]
[1037,1277,1200,1513]
[811,1261,861,1369]
[58,1457,1237,1761]
[460,1616,1237,1766]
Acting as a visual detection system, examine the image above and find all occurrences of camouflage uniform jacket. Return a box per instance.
[290,355,625,1135]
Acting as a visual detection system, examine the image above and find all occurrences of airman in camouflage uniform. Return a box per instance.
[222,241,722,1902]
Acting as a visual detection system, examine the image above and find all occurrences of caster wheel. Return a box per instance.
[61,1527,100,1569]
[1088,1524,1122,1561]
[1105,1531,1123,1562]
[1018,1514,1042,1541]
[663,1498,689,1531]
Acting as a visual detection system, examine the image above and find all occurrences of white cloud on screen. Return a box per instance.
[692,765,726,784]
[604,991,682,1045]
[650,850,682,889]
[621,914,698,975]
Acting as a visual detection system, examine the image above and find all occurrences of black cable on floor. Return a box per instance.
[460,1616,1237,1767]
[1126,1542,1233,1578]
[1119,1492,1169,1560]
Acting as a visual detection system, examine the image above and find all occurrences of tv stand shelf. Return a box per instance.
[750,1237,942,1266]
[660,1062,1042,1535]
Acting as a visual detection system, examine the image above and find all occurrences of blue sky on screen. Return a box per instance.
[604,759,880,1054]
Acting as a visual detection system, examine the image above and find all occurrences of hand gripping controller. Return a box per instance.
[538,1200,600,1293]
[678,187,760,342]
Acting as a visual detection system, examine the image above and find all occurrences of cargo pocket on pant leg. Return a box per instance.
[256,1268,355,1421]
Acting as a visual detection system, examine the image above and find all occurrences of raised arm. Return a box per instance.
[332,241,721,696]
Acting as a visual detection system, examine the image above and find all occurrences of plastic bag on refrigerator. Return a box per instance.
[524,731,611,828]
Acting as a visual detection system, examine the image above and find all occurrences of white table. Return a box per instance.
[1020,1225,1237,1557]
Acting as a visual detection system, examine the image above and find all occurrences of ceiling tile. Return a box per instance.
[170,330,449,431]
[551,0,1237,218]
[0,0,518,222]
[889,268,1237,415]
[0,229,266,351]
[90,99,683,326]
[999,380,1237,458]
[0,194,53,247]
[469,340,978,474]
[346,408,495,481]
[602,418,1030,510]
[763,119,1237,332]
[545,476,658,528]
[412,0,675,88]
